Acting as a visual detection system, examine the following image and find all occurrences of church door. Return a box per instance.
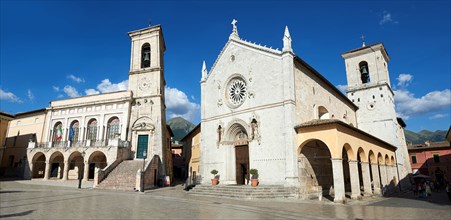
[235,145,249,185]
[137,135,148,159]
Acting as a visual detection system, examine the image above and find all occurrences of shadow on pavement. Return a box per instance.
[0,210,34,218]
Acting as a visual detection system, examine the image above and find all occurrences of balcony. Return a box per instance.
[28,139,130,149]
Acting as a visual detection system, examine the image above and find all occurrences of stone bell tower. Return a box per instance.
[341,43,411,188]
[127,25,168,165]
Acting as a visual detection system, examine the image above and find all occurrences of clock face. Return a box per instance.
[139,77,150,91]
[227,78,247,107]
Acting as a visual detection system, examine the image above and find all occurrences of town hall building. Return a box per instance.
[198,20,411,202]
[1,25,172,191]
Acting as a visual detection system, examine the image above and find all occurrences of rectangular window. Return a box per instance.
[433,154,440,163]
[411,155,417,164]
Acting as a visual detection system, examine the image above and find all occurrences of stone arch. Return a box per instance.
[224,119,250,143]
[342,146,351,194]
[368,150,376,164]
[342,143,355,160]
[49,151,64,179]
[298,139,333,198]
[318,106,330,119]
[377,153,384,165]
[385,154,390,165]
[87,151,107,179]
[31,152,46,178]
[390,156,395,165]
[106,116,121,140]
[359,61,370,83]
[357,147,367,163]
[67,151,84,180]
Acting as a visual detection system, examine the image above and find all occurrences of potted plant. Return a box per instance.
[211,169,219,185]
[250,169,259,187]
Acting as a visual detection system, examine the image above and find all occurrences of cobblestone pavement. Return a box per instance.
[1,180,450,219]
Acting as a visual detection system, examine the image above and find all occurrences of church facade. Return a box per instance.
[199,21,411,202]
[7,25,172,190]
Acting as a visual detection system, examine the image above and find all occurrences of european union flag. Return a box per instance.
[69,126,74,141]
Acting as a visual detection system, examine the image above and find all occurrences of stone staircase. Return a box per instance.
[96,160,143,191]
[187,184,299,199]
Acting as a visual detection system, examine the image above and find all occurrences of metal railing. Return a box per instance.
[29,140,130,149]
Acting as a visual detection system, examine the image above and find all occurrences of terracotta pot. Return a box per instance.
[211,179,219,185]
[251,179,259,187]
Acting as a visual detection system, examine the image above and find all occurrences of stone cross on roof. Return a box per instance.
[229,19,239,39]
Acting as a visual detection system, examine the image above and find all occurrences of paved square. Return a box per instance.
[1,180,450,219]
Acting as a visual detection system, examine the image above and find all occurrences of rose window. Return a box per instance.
[227,78,247,106]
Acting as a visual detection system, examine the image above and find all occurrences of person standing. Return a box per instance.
[425,182,432,197]
[446,182,451,202]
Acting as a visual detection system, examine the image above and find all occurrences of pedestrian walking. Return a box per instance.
[412,183,418,196]
[425,182,432,197]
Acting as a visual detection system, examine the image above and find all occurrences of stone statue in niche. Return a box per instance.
[250,117,261,144]
[217,125,222,144]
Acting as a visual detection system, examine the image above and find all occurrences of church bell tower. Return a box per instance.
[127,25,168,166]
[341,43,411,187]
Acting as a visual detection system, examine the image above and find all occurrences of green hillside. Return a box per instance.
[167,117,196,142]
[404,129,447,144]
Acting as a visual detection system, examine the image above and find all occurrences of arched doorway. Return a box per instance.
[32,153,46,178]
[342,147,351,195]
[298,139,333,198]
[227,123,250,185]
[49,151,64,179]
[88,151,107,179]
[67,152,84,180]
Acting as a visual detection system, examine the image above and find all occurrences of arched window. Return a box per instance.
[53,122,63,142]
[141,43,151,68]
[107,117,120,139]
[70,121,80,142]
[359,61,370,83]
[87,119,98,141]
[318,106,330,119]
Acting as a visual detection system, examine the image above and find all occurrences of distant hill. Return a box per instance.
[404,129,447,144]
[167,117,196,142]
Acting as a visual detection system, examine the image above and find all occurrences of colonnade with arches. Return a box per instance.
[296,120,399,203]
[29,150,107,182]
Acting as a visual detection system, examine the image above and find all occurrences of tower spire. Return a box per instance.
[201,61,208,80]
[361,34,366,47]
[282,26,292,53]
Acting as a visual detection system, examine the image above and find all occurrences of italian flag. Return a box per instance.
[56,126,63,141]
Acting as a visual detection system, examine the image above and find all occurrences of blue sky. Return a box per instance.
[1,1,450,132]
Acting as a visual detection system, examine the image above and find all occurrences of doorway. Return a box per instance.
[50,163,59,178]
[88,163,96,179]
[235,145,249,185]
[137,135,148,159]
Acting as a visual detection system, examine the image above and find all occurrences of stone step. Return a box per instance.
[187,185,299,199]
[97,160,143,190]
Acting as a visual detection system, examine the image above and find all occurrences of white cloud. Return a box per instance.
[394,89,451,119]
[85,89,100,96]
[27,89,34,101]
[84,79,128,95]
[379,11,398,25]
[63,85,80,98]
[336,84,347,94]
[0,88,22,103]
[397,73,413,87]
[67,74,85,83]
[429,114,448,119]
[165,86,200,122]
[52,86,60,92]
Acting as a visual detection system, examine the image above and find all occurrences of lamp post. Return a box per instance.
[140,150,147,192]
[78,151,86,189]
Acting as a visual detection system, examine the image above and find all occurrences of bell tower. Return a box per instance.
[341,43,411,188]
[127,25,168,168]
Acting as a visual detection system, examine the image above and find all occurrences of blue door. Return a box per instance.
[137,135,148,159]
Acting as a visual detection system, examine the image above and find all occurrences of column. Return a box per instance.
[361,162,372,195]
[83,161,89,181]
[44,162,51,180]
[62,160,69,181]
[379,164,387,187]
[348,160,361,199]
[371,163,381,195]
[331,158,345,203]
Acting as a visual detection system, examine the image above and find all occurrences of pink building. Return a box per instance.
[408,140,451,184]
